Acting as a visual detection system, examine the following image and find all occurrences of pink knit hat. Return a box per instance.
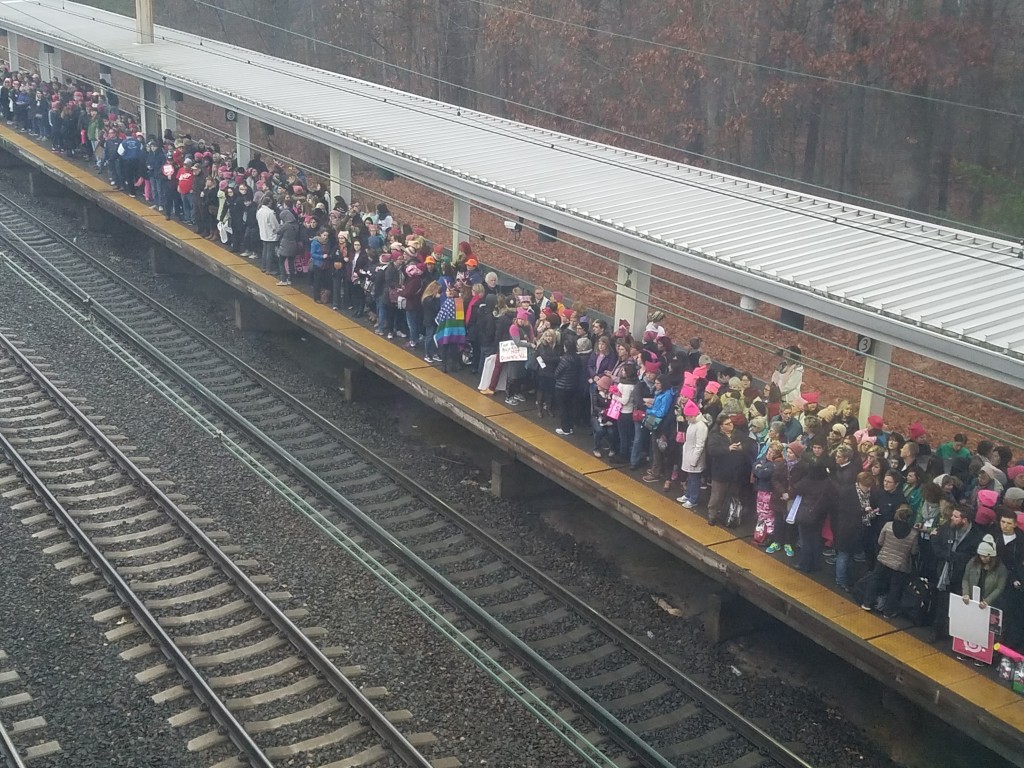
[682,400,700,418]
[705,381,721,395]
[515,308,531,322]
[976,489,1000,527]
[681,385,696,399]
[692,365,708,380]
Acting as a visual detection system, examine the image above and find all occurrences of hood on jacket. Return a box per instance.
[892,519,912,539]
[278,208,296,225]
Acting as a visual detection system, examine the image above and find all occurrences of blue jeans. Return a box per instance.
[181,192,193,223]
[592,419,618,453]
[424,328,437,358]
[685,472,702,504]
[630,426,649,468]
[835,551,852,588]
[375,297,391,333]
[406,308,422,345]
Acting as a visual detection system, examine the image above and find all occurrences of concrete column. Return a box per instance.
[139,80,158,139]
[135,0,155,44]
[50,49,62,83]
[329,148,352,206]
[82,203,132,235]
[234,114,251,167]
[233,297,292,333]
[489,459,556,499]
[7,33,19,72]
[38,43,53,82]
[452,196,471,255]
[340,365,393,403]
[858,339,892,426]
[0,148,25,169]
[613,253,652,338]
[159,87,177,135]
[702,591,771,644]
[149,243,201,275]
[27,171,70,198]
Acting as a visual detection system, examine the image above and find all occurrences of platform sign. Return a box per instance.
[953,633,996,665]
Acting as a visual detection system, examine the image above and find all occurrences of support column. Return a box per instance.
[27,171,70,198]
[234,114,251,167]
[613,253,652,337]
[159,87,178,135]
[858,339,892,426]
[329,148,351,206]
[7,33,19,72]
[233,297,292,333]
[139,80,158,139]
[82,203,133,235]
[149,243,202,275]
[452,196,471,255]
[489,459,556,499]
[0,148,25,169]
[702,591,771,644]
[38,43,55,82]
[50,49,62,83]
[135,0,155,44]
[340,365,391,403]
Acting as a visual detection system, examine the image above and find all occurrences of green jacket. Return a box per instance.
[962,558,1007,606]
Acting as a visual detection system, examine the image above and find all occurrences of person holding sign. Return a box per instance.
[962,534,1008,610]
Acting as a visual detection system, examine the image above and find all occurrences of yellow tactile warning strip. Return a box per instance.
[2,123,1023,744]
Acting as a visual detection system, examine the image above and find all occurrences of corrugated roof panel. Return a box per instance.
[4,0,1024,381]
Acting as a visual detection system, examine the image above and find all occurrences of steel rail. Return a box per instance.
[0,719,26,768]
[0,192,812,768]
[0,332,434,768]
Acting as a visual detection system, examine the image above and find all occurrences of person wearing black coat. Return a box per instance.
[705,414,752,526]
[554,339,581,436]
[868,470,907,566]
[792,460,837,573]
[930,505,985,641]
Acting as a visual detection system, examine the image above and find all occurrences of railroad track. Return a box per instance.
[0,192,814,768]
[0,650,61,767]
[0,332,445,768]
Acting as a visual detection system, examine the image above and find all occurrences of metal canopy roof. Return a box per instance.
[3,0,1024,384]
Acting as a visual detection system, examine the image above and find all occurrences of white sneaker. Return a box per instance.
[680,499,696,509]
[513,394,526,402]
[504,397,517,405]
[555,428,574,436]
[276,280,288,286]
[675,495,690,504]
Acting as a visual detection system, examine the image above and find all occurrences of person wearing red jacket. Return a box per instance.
[176,158,196,224]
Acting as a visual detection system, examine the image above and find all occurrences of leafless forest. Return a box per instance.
[99,0,1024,238]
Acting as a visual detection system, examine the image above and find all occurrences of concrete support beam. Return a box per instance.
[234,114,251,167]
[139,80,158,139]
[340,365,392,403]
[0,148,25,169]
[82,203,132,235]
[702,591,771,644]
[149,243,202,275]
[159,87,178,135]
[489,459,557,499]
[452,196,471,255]
[233,297,292,333]
[859,340,893,426]
[7,32,19,72]
[27,171,71,198]
[329,148,352,206]
[613,253,652,337]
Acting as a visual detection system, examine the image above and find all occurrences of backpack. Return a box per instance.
[899,576,934,626]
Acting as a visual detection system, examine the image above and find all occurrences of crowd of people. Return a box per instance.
[6,70,1024,659]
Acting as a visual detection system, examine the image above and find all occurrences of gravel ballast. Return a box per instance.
[0,168,995,767]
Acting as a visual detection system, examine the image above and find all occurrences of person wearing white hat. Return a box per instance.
[961,533,1007,610]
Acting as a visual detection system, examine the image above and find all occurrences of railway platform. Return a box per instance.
[0,124,1021,765]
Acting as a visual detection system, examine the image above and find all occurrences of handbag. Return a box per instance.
[632,409,646,423]
[396,296,407,310]
[642,413,662,432]
[605,399,622,420]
